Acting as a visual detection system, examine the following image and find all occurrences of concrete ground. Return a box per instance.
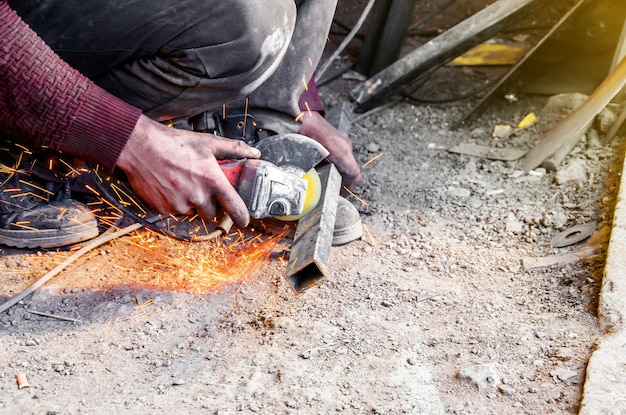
[579,144,626,414]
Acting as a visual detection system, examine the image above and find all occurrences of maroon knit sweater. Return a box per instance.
[0,1,142,171]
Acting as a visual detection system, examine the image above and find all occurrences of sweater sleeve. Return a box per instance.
[0,1,142,171]
[298,76,325,115]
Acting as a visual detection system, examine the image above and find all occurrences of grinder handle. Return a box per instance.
[218,159,248,187]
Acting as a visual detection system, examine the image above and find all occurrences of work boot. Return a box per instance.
[0,148,99,249]
[332,197,363,246]
[0,199,99,249]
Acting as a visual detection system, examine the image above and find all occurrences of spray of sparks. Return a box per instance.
[116,227,288,294]
[0,144,289,295]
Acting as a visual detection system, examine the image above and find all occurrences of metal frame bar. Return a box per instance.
[350,0,549,113]
[285,164,342,293]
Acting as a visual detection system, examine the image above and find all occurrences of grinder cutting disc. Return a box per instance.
[255,134,329,221]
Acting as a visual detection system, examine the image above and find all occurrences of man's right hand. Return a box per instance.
[116,115,261,228]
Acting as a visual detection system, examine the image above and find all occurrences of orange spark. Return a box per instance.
[110,183,147,214]
[363,223,375,245]
[59,158,81,177]
[362,152,384,169]
[11,221,37,231]
[11,191,48,202]
[18,179,54,196]
[136,298,154,309]
[343,187,368,207]
[85,184,100,197]
[14,143,32,154]
[243,98,249,139]
[55,206,68,220]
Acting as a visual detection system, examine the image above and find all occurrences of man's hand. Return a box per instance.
[116,115,261,228]
[298,111,361,191]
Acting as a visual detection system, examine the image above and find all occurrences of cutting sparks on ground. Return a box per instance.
[121,228,289,294]
[1,225,290,296]
[81,181,291,294]
[0,145,291,295]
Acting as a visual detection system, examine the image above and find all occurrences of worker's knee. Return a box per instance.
[234,0,297,89]
[168,0,296,89]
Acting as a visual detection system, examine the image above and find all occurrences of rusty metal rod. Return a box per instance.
[285,164,341,293]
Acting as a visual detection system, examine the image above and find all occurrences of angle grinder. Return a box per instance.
[92,134,329,240]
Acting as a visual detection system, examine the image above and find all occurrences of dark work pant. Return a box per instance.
[9,0,337,132]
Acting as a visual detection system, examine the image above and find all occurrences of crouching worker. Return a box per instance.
[0,0,363,249]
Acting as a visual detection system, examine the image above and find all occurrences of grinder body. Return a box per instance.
[219,159,309,219]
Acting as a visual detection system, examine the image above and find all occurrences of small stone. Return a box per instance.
[446,187,471,200]
[498,384,515,396]
[457,363,501,390]
[505,213,523,233]
[505,93,518,102]
[553,211,569,229]
[486,189,504,196]
[555,159,587,185]
[269,316,295,330]
[470,127,486,138]
[552,347,574,361]
[172,379,186,386]
[468,197,483,209]
[508,263,521,273]
[528,168,546,177]
[551,368,577,382]
[506,221,523,233]
[596,107,617,133]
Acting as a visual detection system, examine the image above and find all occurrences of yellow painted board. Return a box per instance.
[451,43,526,66]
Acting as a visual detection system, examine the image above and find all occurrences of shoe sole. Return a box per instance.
[332,217,364,246]
[0,221,99,249]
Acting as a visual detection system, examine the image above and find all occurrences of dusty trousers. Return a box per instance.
[9,0,337,132]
